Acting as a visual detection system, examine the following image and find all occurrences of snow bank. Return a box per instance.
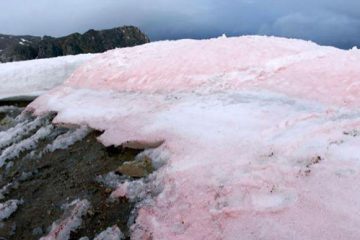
[29,36,360,239]
[0,54,96,100]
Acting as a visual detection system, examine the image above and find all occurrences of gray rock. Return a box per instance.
[0,26,150,63]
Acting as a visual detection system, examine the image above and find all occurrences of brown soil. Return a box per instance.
[0,102,143,240]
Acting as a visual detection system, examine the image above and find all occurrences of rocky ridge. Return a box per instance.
[0,26,149,63]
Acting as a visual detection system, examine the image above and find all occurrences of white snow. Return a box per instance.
[0,54,96,100]
[94,226,124,240]
[27,36,360,239]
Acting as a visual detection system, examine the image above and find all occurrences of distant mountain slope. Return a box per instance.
[0,53,96,100]
[0,26,149,63]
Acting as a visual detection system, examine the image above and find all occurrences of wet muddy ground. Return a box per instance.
[0,101,145,240]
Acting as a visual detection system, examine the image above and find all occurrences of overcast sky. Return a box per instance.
[1,0,359,49]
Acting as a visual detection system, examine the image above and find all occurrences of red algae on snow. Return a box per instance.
[29,36,360,239]
[63,36,360,107]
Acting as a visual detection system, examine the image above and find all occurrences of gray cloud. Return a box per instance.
[0,0,359,48]
[259,11,360,48]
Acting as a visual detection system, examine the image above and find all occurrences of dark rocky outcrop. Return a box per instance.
[0,26,150,63]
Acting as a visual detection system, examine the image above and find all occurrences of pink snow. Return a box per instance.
[29,36,360,239]
[65,36,360,107]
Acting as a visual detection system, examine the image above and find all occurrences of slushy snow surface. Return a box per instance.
[29,36,360,239]
[0,54,95,100]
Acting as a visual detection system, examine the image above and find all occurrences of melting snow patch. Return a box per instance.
[0,199,22,221]
[0,124,53,167]
[96,172,128,190]
[0,181,19,200]
[44,125,90,152]
[94,226,124,240]
[0,115,45,150]
[40,199,90,240]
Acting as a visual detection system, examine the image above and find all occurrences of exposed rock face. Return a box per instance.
[0,35,40,62]
[0,26,150,63]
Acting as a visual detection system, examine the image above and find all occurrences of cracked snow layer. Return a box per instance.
[0,199,23,221]
[40,199,90,240]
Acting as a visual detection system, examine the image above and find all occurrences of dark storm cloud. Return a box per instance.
[0,0,359,48]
